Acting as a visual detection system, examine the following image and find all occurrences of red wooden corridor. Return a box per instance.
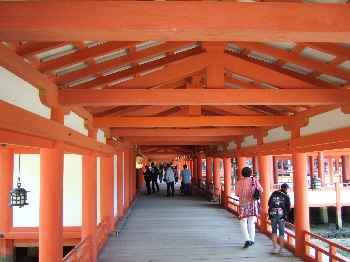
[1,0,350,261]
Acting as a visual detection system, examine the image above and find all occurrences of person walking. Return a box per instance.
[235,166,263,248]
[268,183,291,254]
[158,163,164,184]
[150,162,160,193]
[143,165,152,195]
[165,163,175,197]
[180,164,192,195]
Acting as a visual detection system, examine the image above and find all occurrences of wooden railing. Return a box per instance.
[223,194,350,261]
[62,236,92,262]
[304,231,350,262]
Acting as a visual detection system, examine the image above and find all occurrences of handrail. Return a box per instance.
[62,236,91,262]
[304,231,350,262]
[223,195,350,261]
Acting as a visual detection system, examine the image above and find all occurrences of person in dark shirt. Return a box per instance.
[268,183,291,254]
[143,165,152,195]
[150,162,160,193]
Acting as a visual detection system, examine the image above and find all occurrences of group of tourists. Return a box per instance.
[143,162,192,197]
[235,166,291,254]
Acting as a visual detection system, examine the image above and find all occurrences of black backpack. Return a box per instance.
[251,177,260,200]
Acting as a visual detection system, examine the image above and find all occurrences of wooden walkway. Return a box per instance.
[99,184,301,262]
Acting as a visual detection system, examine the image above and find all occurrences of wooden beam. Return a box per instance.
[55,42,192,85]
[224,53,318,88]
[59,89,350,106]
[235,42,350,82]
[126,136,230,145]
[111,127,255,137]
[1,2,350,42]
[114,53,207,89]
[39,42,136,73]
[70,47,203,89]
[94,115,289,128]
[0,100,114,154]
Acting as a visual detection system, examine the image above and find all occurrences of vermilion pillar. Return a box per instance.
[258,155,272,233]
[308,156,314,177]
[197,157,202,185]
[39,108,64,262]
[117,152,124,219]
[237,157,247,179]
[130,149,136,201]
[213,158,221,197]
[0,148,14,262]
[82,152,97,262]
[272,156,278,184]
[123,150,130,209]
[341,155,350,183]
[318,152,325,187]
[193,158,197,184]
[223,157,232,207]
[329,158,334,184]
[206,157,213,190]
[100,155,114,231]
[293,152,310,257]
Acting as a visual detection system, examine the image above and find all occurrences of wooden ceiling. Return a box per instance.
[0,0,350,158]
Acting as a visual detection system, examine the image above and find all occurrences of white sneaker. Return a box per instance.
[271,247,279,254]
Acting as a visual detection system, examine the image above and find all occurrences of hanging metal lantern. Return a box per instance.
[9,154,29,208]
[9,177,29,208]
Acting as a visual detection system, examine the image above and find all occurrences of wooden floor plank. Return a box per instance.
[99,184,301,262]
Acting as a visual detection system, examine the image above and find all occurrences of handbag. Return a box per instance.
[252,177,260,200]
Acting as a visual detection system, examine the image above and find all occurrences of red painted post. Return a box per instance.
[341,155,350,183]
[258,155,272,233]
[335,182,342,229]
[117,151,124,220]
[213,158,221,198]
[293,152,310,258]
[318,152,325,187]
[329,158,334,184]
[39,108,64,262]
[100,155,114,231]
[224,157,232,207]
[197,157,202,186]
[206,157,213,191]
[82,151,97,262]
[308,156,314,177]
[272,156,278,184]
[0,147,14,262]
[123,150,130,209]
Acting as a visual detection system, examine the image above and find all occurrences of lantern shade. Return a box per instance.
[9,178,29,208]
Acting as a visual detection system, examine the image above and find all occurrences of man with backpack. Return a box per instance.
[150,162,160,193]
[268,183,291,254]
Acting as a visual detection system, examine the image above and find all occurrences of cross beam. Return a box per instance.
[1,2,349,42]
[111,127,255,137]
[59,89,350,106]
[94,116,289,128]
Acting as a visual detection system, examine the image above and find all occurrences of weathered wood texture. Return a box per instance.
[99,184,301,262]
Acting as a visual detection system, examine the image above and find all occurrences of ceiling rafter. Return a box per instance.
[16,42,67,57]
[70,47,204,89]
[235,42,350,82]
[39,41,136,73]
[225,51,337,89]
[55,41,193,86]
